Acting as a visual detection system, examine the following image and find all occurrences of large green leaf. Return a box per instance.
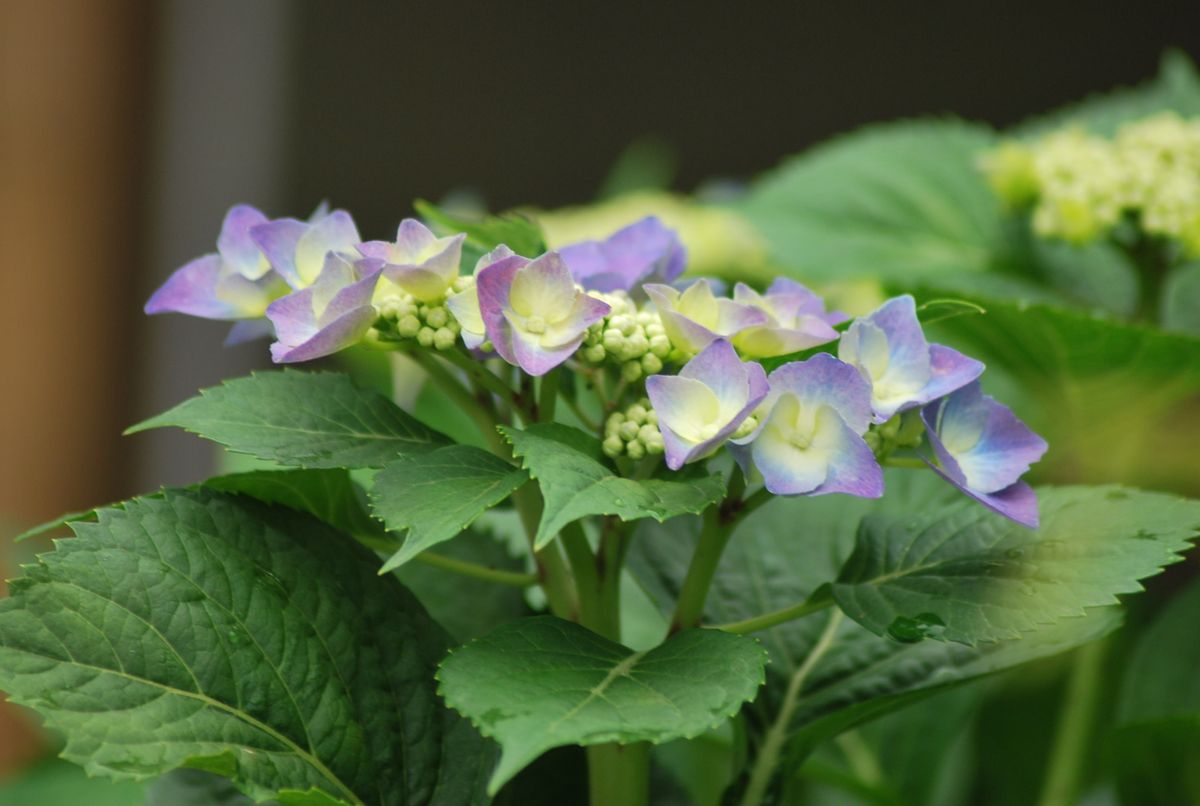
[370,445,529,572]
[625,474,1132,799]
[127,371,448,469]
[1162,260,1200,336]
[1109,579,1200,805]
[832,486,1200,645]
[0,489,490,805]
[923,294,1200,492]
[737,120,1004,283]
[205,468,388,544]
[500,424,725,549]
[437,616,767,794]
[1014,50,1200,137]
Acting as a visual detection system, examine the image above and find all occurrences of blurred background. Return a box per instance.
[1,0,1198,801]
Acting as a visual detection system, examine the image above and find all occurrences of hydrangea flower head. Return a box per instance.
[145,204,288,320]
[477,251,610,375]
[644,280,768,356]
[446,245,515,350]
[265,253,381,363]
[645,339,768,470]
[732,278,843,358]
[559,216,686,293]
[838,295,983,422]
[250,207,361,290]
[731,353,882,497]
[922,381,1048,527]
[358,218,467,302]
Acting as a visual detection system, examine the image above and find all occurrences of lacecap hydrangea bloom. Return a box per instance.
[146,202,1047,526]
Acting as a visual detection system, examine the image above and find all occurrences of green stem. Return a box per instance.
[512,484,577,620]
[561,522,601,627]
[562,391,600,431]
[740,610,844,806]
[882,456,926,470]
[714,597,833,635]
[411,551,537,587]
[586,742,650,806]
[410,351,506,455]
[537,368,560,422]
[669,505,736,633]
[1036,640,1108,806]
[441,348,528,419]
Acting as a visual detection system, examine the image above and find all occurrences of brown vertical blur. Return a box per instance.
[0,0,153,772]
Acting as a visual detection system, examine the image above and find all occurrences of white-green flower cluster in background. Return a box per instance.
[981,112,1200,254]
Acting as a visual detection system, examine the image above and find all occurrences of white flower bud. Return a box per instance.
[433,327,457,351]
[621,361,643,382]
[625,440,646,460]
[649,334,672,358]
[583,343,606,363]
[417,326,436,347]
[618,420,641,441]
[425,307,449,328]
[641,353,663,375]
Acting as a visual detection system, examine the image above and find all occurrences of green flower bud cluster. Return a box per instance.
[371,287,464,352]
[865,410,924,458]
[580,291,673,381]
[981,113,1200,255]
[602,398,664,460]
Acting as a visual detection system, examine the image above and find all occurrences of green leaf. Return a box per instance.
[438,616,767,794]
[832,486,1200,645]
[922,294,1200,491]
[1162,260,1200,335]
[625,474,1131,797]
[0,489,490,805]
[126,371,448,469]
[414,200,546,259]
[1109,578,1200,802]
[1029,238,1141,318]
[204,468,389,544]
[370,445,529,572]
[737,119,1004,283]
[1014,50,1200,137]
[500,424,725,549]
[147,769,254,805]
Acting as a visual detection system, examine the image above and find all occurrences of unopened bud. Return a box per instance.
[621,361,643,382]
[417,326,436,347]
[397,315,422,338]
[433,327,457,351]
[641,353,663,375]
[625,440,646,460]
[425,307,449,328]
[603,436,625,457]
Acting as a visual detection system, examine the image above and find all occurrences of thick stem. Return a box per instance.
[441,347,529,420]
[537,368,560,422]
[669,506,735,633]
[410,351,506,455]
[587,742,650,806]
[513,484,577,620]
[740,610,844,806]
[1037,640,1108,806]
[562,522,601,628]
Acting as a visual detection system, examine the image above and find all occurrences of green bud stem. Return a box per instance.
[412,551,538,587]
[712,596,833,635]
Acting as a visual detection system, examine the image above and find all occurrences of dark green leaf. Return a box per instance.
[832,486,1200,645]
[438,616,767,794]
[1030,238,1140,318]
[501,424,725,550]
[1162,260,1200,335]
[738,120,1004,283]
[370,445,529,572]
[126,371,448,469]
[414,200,546,259]
[0,489,490,805]
[204,468,388,544]
[1117,578,1200,725]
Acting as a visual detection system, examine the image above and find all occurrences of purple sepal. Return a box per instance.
[921,381,1048,527]
[730,353,882,498]
[839,295,983,422]
[645,339,769,470]
[224,318,274,346]
[559,216,687,293]
[251,208,360,289]
[477,251,610,376]
[359,218,466,302]
[645,281,768,355]
[732,281,840,358]
[266,253,381,363]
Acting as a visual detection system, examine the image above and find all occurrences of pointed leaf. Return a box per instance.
[126,371,448,469]
[501,424,725,549]
[832,486,1200,645]
[0,489,490,805]
[438,616,767,794]
[205,468,389,543]
[738,120,1004,284]
[370,445,529,571]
